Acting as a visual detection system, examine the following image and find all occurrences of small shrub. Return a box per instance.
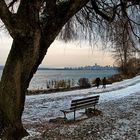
[78,78,91,88]
[55,80,67,88]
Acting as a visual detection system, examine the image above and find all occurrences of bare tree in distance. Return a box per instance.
[106,0,140,74]
[0,0,140,139]
[109,2,138,74]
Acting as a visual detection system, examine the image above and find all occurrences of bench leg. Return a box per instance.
[93,105,97,114]
[63,112,67,119]
[74,110,76,121]
[61,111,67,119]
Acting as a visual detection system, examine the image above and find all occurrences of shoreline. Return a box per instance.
[27,73,137,95]
[27,86,92,95]
[27,86,82,95]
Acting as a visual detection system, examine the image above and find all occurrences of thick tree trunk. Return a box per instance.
[0,29,52,139]
[0,15,74,139]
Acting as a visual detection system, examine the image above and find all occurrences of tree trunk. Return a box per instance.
[0,29,52,139]
[0,0,90,138]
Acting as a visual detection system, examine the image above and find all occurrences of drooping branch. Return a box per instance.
[58,0,125,43]
[41,0,90,36]
[90,0,121,22]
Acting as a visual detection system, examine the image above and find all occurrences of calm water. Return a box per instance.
[0,69,117,89]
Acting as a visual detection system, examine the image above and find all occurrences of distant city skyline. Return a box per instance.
[64,64,116,69]
[0,33,114,68]
[36,64,116,70]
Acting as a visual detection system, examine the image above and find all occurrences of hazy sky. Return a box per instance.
[0,34,114,68]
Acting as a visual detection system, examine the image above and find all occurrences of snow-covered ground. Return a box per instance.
[23,75,140,123]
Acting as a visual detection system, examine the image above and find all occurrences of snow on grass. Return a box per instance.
[22,75,140,123]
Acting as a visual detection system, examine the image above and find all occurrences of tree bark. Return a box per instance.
[0,28,50,139]
[0,19,64,139]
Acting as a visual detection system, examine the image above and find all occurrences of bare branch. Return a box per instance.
[90,0,120,22]
[45,0,57,16]
[41,0,90,37]
[0,0,15,37]
[8,0,19,8]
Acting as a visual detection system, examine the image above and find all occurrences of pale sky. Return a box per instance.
[0,34,114,68]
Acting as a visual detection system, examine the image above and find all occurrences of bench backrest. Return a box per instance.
[70,95,100,110]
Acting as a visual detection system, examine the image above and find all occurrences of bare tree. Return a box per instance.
[0,0,140,139]
[114,1,139,74]
[90,0,140,74]
[111,14,136,74]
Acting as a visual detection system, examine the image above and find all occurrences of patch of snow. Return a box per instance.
[22,128,41,140]
[23,75,140,123]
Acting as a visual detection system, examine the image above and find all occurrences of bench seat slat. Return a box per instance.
[71,95,99,103]
[71,98,99,106]
[70,101,98,110]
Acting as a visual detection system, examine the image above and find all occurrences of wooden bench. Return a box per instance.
[60,95,100,120]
